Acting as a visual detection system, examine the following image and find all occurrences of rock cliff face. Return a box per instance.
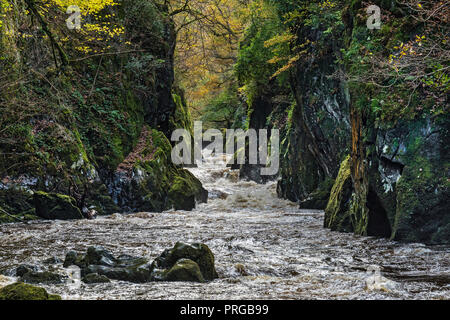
[346,109,449,244]
[275,23,351,208]
[331,1,449,244]
[0,0,206,222]
[242,0,449,244]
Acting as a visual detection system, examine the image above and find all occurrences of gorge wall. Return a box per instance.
[239,0,449,244]
[0,0,206,223]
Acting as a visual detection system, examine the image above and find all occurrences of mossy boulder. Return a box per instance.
[168,171,208,211]
[162,259,205,283]
[0,282,61,300]
[34,191,83,220]
[63,250,87,268]
[152,242,218,281]
[324,156,353,232]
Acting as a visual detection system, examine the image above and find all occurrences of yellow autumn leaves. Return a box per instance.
[0,0,12,29]
[43,0,124,54]
[389,35,426,69]
[45,0,118,15]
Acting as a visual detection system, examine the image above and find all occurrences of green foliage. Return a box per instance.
[234,0,287,106]
[200,88,243,130]
[339,1,449,123]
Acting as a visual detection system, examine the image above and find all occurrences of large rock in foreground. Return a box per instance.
[0,282,61,300]
[63,243,218,284]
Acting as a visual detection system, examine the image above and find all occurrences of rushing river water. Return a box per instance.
[0,152,449,300]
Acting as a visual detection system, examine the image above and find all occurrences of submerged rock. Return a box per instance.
[34,191,83,220]
[0,282,61,300]
[63,250,86,268]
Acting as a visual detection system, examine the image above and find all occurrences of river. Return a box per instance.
[0,152,449,299]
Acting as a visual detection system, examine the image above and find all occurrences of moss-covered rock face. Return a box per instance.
[239,0,448,244]
[34,191,83,220]
[238,1,351,202]
[0,282,61,300]
[111,127,207,212]
[324,156,353,232]
[383,118,449,244]
[0,0,206,220]
[338,1,449,244]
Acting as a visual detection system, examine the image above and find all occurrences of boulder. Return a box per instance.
[15,265,39,277]
[152,242,218,281]
[34,191,83,220]
[20,271,66,285]
[85,246,117,267]
[62,243,218,284]
[0,282,61,300]
[63,250,86,268]
[63,246,153,283]
[42,256,62,265]
[162,259,205,283]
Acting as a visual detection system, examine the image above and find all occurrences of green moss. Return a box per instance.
[0,189,37,223]
[153,242,218,281]
[163,259,205,283]
[168,170,206,211]
[324,155,354,232]
[170,92,193,135]
[0,282,61,300]
[33,191,83,220]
